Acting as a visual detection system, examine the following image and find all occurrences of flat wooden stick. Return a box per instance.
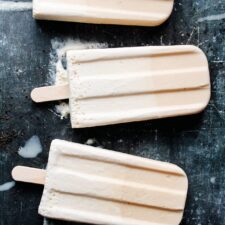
[12,166,46,185]
[31,84,69,103]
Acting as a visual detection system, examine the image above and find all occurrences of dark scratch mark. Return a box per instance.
[0,115,11,121]
[0,130,21,147]
[211,103,225,122]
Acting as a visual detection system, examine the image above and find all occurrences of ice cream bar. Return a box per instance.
[12,139,188,225]
[31,45,211,128]
[33,0,174,26]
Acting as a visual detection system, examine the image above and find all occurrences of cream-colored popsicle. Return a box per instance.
[12,139,188,225]
[33,0,174,27]
[31,45,211,128]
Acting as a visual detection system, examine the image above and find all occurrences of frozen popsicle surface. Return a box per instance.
[38,139,188,225]
[67,45,210,128]
[33,0,174,26]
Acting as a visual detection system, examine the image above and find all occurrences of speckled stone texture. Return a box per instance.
[0,0,225,225]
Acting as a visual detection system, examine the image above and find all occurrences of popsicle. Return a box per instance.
[12,139,188,225]
[31,45,211,128]
[33,0,174,27]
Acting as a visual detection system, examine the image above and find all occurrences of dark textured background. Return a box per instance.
[1,0,225,225]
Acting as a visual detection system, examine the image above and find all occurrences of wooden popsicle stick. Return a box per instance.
[31,84,69,103]
[12,166,46,185]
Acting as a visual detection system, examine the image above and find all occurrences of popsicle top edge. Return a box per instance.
[66,45,210,71]
[66,45,207,57]
[50,139,188,179]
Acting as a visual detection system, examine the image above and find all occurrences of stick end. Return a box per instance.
[30,85,69,103]
[12,166,23,181]
[30,88,40,103]
[12,166,45,185]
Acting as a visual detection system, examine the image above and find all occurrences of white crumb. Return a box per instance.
[85,138,97,145]
[55,102,70,119]
[210,177,216,184]
[18,135,42,158]
[0,181,15,192]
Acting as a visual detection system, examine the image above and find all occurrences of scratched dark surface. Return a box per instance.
[0,0,225,225]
